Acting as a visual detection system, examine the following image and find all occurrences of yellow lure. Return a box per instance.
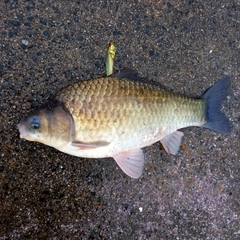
[105,42,116,76]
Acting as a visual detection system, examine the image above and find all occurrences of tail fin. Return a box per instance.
[202,76,231,133]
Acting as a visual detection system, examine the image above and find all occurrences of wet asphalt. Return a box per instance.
[0,0,240,239]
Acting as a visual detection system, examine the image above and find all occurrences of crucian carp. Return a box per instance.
[18,68,231,178]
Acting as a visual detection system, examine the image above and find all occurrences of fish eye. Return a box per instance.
[30,117,40,130]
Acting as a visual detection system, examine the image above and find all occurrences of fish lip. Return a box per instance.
[17,122,27,139]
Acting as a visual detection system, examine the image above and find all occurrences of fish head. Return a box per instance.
[18,100,73,148]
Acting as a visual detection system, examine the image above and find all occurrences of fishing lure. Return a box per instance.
[105,42,116,76]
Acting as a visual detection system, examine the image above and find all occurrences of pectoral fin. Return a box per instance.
[113,148,144,179]
[72,140,110,150]
[160,131,184,155]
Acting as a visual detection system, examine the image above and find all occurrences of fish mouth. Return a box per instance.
[17,122,28,139]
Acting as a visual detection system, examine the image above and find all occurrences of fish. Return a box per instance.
[105,42,116,76]
[18,68,231,178]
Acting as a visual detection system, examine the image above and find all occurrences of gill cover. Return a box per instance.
[18,100,74,144]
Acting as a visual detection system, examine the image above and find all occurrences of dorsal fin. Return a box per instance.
[113,67,146,81]
[113,67,168,90]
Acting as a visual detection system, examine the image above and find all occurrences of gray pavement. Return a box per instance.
[0,0,239,239]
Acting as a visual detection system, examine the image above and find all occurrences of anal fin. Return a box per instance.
[160,131,184,155]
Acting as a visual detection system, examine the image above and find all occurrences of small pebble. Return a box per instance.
[22,39,29,45]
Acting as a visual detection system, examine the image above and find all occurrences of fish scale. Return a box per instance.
[56,77,206,145]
